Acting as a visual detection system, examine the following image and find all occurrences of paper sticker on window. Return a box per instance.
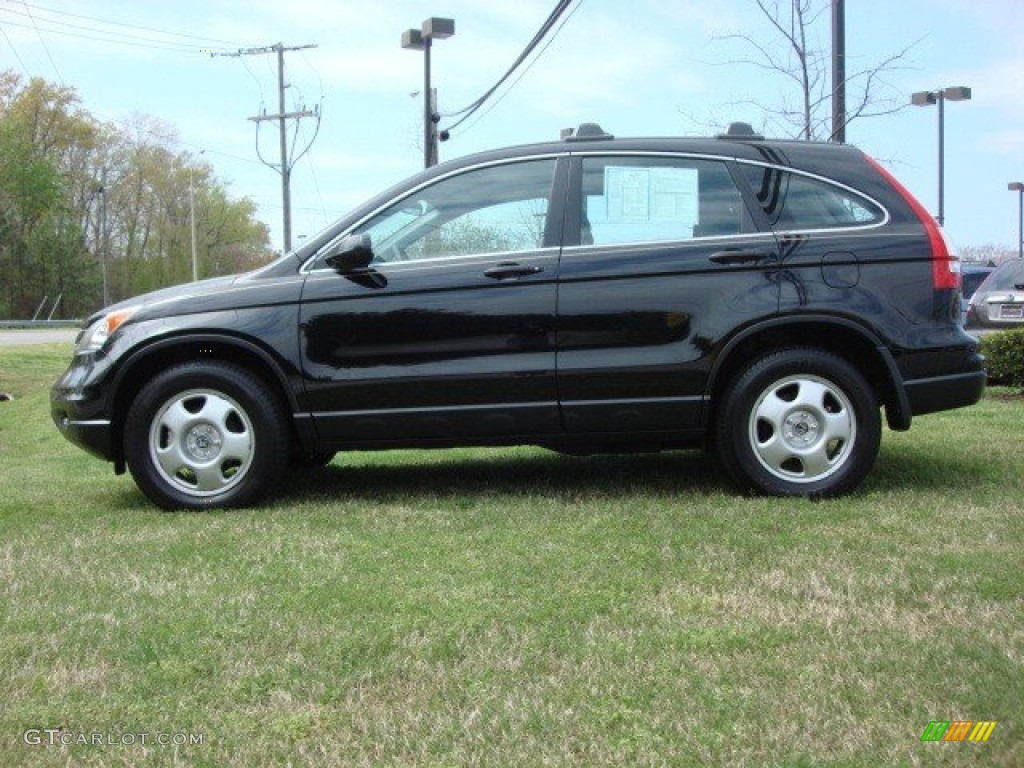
[604,166,698,226]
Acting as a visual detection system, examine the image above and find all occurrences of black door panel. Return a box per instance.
[556,155,779,433]
[301,254,560,444]
[556,238,780,433]
[300,157,565,445]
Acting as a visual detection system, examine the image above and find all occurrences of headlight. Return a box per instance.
[75,306,141,355]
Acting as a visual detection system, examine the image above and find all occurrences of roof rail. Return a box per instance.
[717,122,765,141]
[561,123,614,142]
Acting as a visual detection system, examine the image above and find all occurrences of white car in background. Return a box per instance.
[968,259,1024,328]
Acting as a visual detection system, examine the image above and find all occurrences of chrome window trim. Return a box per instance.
[731,157,891,232]
[302,149,893,273]
[569,150,891,237]
[561,231,776,257]
[303,248,560,278]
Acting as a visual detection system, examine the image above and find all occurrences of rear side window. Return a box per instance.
[741,163,884,231]
[580,157,745,246]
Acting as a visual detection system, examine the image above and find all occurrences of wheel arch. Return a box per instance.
[107,333,308,472]
[705,315,911,441]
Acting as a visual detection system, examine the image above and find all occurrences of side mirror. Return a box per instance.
[324,234,373,273]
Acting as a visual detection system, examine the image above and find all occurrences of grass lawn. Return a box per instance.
[1,343,1021,767]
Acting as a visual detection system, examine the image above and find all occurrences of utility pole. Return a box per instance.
[215,43,318,253]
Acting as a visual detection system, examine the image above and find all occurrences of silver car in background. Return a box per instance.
[967,259,1024,328]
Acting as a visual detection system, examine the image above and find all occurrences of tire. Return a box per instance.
[715,348,880,498]
[124,361,289,510]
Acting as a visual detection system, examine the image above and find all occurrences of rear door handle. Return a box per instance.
[484,262,544,280]
[709,249,772,265]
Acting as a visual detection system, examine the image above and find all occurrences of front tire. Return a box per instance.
[124,362,289,510]
[716,349,881,498]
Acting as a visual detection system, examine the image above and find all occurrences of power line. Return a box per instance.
[0,0,245,47]
[19,0,63,83]
[453,0,583,139]
[0,15,230,53]
[440,0,578,134]
[0,23,28,75]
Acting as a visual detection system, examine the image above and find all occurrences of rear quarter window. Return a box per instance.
[740,163,885,231]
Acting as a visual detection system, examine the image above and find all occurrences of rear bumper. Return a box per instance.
[904,369,987,417]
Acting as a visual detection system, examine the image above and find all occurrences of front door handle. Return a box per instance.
[484,262,544,280]
[709,249,772,265]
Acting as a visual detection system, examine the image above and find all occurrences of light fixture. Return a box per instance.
[910,86,972,226]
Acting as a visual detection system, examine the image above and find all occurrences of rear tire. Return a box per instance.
[716,348,880,497]
[124,362,289,510]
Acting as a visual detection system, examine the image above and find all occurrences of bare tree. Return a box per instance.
[716,0,917,140]
[958,244,1017,266]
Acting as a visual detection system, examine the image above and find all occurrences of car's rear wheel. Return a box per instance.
[124,362,288,510]
[716,348,880,497]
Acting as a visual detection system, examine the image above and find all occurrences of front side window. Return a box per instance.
[351,159,557,264]
[741,164,884,230]
[579,157,745,246]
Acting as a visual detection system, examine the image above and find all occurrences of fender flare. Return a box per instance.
[707,314,912,431]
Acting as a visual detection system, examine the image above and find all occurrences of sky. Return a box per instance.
[1,0,1022,257]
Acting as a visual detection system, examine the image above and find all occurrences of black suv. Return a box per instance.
[51,123,985,509]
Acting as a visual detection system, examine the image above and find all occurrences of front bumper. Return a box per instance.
[51,411,114,461]
[50,354,118,463]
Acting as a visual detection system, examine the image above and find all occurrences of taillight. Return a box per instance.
[864,154,961,290]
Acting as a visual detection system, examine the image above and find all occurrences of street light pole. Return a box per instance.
[423,32,433,167]
[1010,182,1024,261]
[402,17,454,168]
[189,167,198,283]
[98,169,108,307]
[911,86,971,226]
[189,150,205,282]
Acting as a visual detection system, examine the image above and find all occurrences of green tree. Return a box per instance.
[0,74,96,318]
[0,72,273,320]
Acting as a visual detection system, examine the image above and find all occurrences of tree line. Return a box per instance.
[0,71,273,320]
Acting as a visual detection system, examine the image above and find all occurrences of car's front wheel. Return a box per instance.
[124,362,289,510]
[716,348,881,498]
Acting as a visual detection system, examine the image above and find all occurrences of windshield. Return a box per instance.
[962,270,992,298]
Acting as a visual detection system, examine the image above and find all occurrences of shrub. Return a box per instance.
[979,328,1024,390]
